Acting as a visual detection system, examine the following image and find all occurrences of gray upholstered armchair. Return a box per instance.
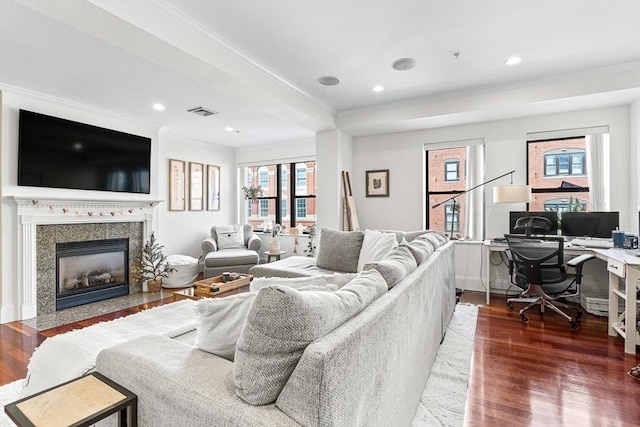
[201,224,263,278]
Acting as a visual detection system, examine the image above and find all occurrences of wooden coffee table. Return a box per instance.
[5,372,137,427]
[173,274,251,301]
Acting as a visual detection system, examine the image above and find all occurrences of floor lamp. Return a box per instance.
[432,169,530,240]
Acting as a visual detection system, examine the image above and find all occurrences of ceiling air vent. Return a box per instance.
[187,106,218,117]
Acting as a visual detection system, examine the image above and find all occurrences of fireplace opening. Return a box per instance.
[56,238,129,310]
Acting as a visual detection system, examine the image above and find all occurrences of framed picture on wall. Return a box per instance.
[365,169,389,197]
[169,159,186,211]
[207,164,221,211]
[189,162,204,211]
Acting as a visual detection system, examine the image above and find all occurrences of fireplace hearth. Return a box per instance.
[56,238,129,310]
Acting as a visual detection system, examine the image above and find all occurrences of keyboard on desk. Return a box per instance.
[569,237,613,248]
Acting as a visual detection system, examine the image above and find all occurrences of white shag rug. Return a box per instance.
[412,303,479,427]
[0,302,478,427]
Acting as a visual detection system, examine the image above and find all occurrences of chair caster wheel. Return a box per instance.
[507,302,513,311]
[520,314,529,324]
[571,321,580,330]
[576,311,583,321]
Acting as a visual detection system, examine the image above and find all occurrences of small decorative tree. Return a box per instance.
[141,232,176,292]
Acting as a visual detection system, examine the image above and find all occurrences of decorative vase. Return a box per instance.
[147,278,162,292]
[269,240,281,252]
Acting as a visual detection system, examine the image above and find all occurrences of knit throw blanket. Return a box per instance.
[21,299,199,398]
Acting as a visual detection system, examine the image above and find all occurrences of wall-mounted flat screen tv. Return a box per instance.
[18,110,151,194]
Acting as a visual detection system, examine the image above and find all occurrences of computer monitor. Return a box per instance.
[509,211,559,235]
[561,211,619,238]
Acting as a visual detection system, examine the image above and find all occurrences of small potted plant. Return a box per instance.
[242,185,263,204]
[269,223,283,252]
[141,232,176,292]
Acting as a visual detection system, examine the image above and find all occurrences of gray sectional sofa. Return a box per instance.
[96,229,455,427]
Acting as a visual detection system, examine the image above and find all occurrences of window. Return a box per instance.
[296,166,307,189]
[544,197,587,213]
[259,166,269,190]
[242,161,316,230]
[296,198,307,218]
[259,199,269,217]
[444,159,459,182]
[425,140,484,240]
[444,202,459,232]
[544,150,585,176]
[527,138,591,212]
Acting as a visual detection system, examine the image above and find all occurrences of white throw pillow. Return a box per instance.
[357,230,398,272]
[249,273,357,292]
[195,283,339,361]
[216,225,245,250]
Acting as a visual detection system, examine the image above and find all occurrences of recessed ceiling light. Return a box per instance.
[391,58,416,71]
[225,127,234,132]
[505,56,522,66]
[318,76,340,86]
[152,103,165,111]
[372,85,385,93]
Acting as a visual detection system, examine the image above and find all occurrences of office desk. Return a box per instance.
[483,241,639,354]
[592,248,640,354]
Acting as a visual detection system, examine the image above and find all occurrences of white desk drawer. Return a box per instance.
[607,259,625,278]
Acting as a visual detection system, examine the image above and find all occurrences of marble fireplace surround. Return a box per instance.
[12,197,161,320]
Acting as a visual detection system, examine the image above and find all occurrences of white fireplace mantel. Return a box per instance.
[11,196,162,319]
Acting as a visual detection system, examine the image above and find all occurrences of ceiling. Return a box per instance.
[1,0,639,148]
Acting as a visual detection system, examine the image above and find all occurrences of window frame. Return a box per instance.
[444,159,460,182]
[243,161,316,230]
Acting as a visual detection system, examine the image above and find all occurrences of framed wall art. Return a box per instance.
[169,159,186,211]
[207,164,221,211]
[189,162,204,211]
[365,169,389,197]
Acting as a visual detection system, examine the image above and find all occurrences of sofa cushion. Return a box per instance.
[250,256,336,278]
[363,245,417,289]
[196,283,338,361]
[204,249,258,267]
[406,237,435,265]
[216,225,245,250]
[316,229,364,273]
[357,229,398,272]
[420,232,445,249]
[249,273,357,292]
[233,269,387,405]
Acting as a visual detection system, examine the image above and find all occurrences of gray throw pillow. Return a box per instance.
[420,232,444,249]
[363,245,417,288]
[316,228,364,273]
[233,269,387,405]
[406,237,435,265]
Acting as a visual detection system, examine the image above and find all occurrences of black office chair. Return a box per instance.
[513,216,553,237]
[504,234,595,330]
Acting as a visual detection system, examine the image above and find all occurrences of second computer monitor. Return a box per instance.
[561,211,619,238]
[509,211,559,235]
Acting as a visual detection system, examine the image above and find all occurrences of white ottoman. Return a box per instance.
[162,255,199,288]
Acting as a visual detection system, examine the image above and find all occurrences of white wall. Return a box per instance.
[353,105,634,292]
[157,132,236,258]
[316,129,353,230]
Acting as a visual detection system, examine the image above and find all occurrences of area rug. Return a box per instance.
[0,302,478,427]
[412,303,479,427]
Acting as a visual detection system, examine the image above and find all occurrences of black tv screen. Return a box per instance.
[561,211,619,238]
[18,110,151,194]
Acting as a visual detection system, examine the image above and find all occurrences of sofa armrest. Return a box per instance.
[248,234,263,252]
[96,335,297,426]
[202,236,218,255]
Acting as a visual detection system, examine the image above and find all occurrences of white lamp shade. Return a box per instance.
[493,185,531,203]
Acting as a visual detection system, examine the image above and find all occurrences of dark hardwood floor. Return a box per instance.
[1,291,638,425]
